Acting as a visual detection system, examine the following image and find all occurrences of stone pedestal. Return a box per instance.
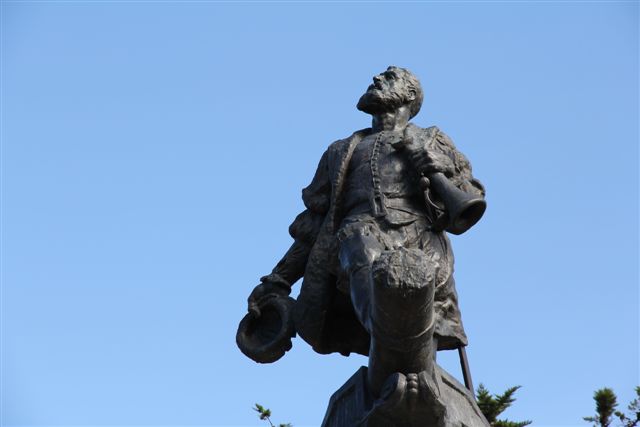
[321,365,489,427]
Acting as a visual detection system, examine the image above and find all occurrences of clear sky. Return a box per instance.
[1,1,638,426]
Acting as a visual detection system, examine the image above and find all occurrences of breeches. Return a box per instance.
[336,216,451,335]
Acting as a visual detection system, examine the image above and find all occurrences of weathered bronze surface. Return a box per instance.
[237,67,488,426]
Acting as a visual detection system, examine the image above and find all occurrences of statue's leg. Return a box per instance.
[338,222,438,398]
[337,223,384,334]
[368,248,437,397]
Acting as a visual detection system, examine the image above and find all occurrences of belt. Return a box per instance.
[344,197,428,217]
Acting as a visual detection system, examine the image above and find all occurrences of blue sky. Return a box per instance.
[1,1,638,426]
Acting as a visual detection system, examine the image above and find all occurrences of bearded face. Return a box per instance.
[357,68,413,115]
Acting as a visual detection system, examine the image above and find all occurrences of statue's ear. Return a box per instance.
[406,88,417,102]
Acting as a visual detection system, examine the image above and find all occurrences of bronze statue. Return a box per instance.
[237,67,489,427]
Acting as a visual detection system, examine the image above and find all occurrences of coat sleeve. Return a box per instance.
[261,150,331,288]
[432,128,485,198]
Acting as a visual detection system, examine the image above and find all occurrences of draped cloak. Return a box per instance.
[281,124,485,357]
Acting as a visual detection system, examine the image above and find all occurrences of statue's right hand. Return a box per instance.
[238,280,296,364]
[247,280,291,318]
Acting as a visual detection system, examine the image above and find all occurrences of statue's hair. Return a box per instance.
[387,66,424,119]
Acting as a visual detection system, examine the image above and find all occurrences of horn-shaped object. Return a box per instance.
[429,172,486,235]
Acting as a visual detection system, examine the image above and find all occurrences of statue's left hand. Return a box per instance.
[398,133,456,178]
[419,150,456,177]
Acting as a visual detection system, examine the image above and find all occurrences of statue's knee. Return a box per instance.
[369,248,437,349]
[372,248,436,292]
[338,228,383,273]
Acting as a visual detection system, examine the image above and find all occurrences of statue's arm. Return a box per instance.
[401,126,485,233]
[403,126,485,198]
[433,129,485,198]
[260,209,324,290]
[247,151,330,312]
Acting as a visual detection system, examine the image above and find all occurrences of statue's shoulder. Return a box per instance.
[326,128,371,161]
[327,128,370,149]
[407,123,458,152]
[413,123,440,134]
[406,123,445,140]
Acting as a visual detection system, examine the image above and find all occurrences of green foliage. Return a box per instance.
[476,383,532,427]
[584,388,619,427]
[253,403,292,427]
[585,387,640,427]
[613,386,640,427]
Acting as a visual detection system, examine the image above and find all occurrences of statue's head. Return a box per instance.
[357,66,424,119]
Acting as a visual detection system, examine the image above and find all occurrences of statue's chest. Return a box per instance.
[347,135,415,188]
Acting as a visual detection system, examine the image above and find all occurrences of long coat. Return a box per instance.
[287,124,485,357]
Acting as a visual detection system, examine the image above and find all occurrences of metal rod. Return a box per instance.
[458,346,474,396]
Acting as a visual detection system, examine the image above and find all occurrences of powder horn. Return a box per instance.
[428,172,486,235]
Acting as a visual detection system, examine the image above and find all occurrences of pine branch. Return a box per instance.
[584,388,618,427]
[494,419,532,427]
[476,383,500,422]
[615,386,640,427]
[253,403,292,427]
[476,383,530,426]
[494,386,522,414]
